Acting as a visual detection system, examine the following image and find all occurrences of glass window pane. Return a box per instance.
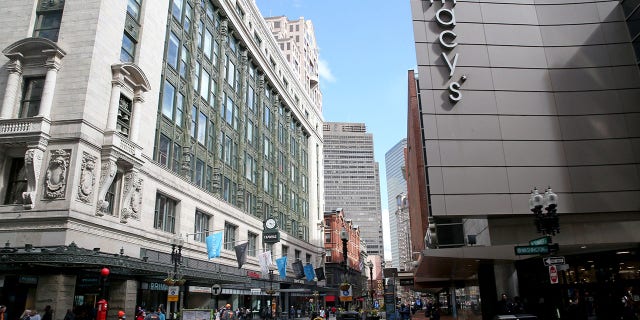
[127,0,141,20]
[204,29,213,60]
[162,81,175,119]
[172,0,182,21]
[159,134,171,166]
[198,111,207,144]
[168,32,179,69]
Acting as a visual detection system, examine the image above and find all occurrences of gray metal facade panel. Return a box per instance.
[413,0,640,216]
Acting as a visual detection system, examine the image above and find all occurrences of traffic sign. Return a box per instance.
[529,236,551,246]
[543,256,565,266]
[168,286,179,302]
[211,284,222,295]
[514,243,559,255]
[549,265,559,284]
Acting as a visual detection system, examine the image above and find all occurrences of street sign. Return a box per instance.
[543,256,565,266]
[211,284,222,296]
[529,236,551,246]
[549,265,559,284]
[168,286,179,302]
[514,243,559,255]
[339,285,353,302]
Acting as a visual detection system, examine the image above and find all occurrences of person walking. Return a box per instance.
[42,306,53,320]
[29,310,41,320]
[63,309,75,320]
[221,304,237,320]
[398,304,410,320]
[0,305,7,320]
[497,293,513,315]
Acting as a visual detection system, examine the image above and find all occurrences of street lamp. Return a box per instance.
[367,261,374,309]
[99,267,110,300]
[529,187,559,235]
[340,227,349,311]
[170,237,184,319]
[171,237,184,280]
[266,265,278,318]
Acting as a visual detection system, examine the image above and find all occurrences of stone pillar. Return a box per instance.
[129,90,144,143]
[109,280,139,320]
[494,263,519,299]
[106,81,123,132]
[38,53,62,119]
[35,274,77,320]
[0,58,22,118]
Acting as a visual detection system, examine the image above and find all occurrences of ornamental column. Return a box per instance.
[129,90,144,144]
[37,50,63,119]
[0,58,22,118]
[106,80,123,132]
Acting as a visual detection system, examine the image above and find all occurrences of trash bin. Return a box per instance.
[493,315,537,320]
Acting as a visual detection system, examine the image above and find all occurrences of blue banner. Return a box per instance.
[304,263,316,281]
[276,256,288,279]
[205,231,223,259]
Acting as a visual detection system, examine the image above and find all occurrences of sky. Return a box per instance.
[254,0,417,259]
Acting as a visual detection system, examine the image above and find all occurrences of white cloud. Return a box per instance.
[318,59,336,83]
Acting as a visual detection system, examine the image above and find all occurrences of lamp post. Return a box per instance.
[266,265,277,318]
[529,187,560,236]
[340,227,349,311]
[99,267,110,300]
[367,261,374,310]
[170,237,184,319]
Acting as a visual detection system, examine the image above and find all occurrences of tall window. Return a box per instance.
[154,193,176,233]
[20,77,45,118]
[248,232,257,257]
[121,0,142,62]
[33,0,64,41]
[295,249,301,261]
[224,222,237,250]
[3,158,27,205]
[105,173,123,216]
[282,245,289,258]
[194,210,210,242]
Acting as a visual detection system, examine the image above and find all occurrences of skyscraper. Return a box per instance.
[263,15,323,111]
[385,138,408,268]
[323,122,383,255]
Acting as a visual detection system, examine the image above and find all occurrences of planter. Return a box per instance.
[175,279,186,285]
[339,284,351,291]
[164,279,176,285]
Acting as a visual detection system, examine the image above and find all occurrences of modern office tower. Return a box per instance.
[385,139,408,269]
[323,122,383,255]
[263,16,323,111]
[408,0,640,318]
[0,0,325,315]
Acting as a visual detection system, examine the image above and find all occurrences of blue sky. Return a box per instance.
[255,0,416,258]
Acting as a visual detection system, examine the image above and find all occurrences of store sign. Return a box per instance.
[431,0,464,102]
[263,231,280,243]
[189,286,212,293]
[247,271,261,279]
[149,282,169,291]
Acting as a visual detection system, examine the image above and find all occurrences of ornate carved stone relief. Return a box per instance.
[77,152,97,204]
[44,149,71,200]
[96,159,117,216]
[22,148,44,209]
[120,170,143,223]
